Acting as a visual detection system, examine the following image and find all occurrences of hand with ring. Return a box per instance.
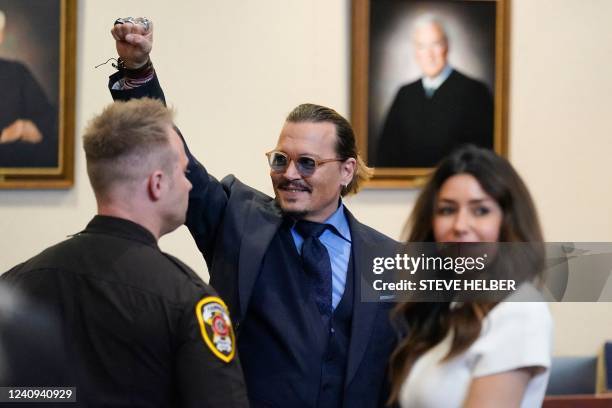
[111,16,153,70]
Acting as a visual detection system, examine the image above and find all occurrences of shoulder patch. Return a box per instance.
[195,296,236,363]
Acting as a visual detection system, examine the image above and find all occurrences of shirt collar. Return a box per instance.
[81,215,158,247]
[321,201,351,243]
[422,64,453,91]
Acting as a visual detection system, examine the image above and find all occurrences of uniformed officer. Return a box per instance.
[1,99,249,407]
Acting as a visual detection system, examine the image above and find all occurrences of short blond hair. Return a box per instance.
[83,98,175,195]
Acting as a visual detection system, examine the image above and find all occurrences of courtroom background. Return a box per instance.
[0,0,610,357]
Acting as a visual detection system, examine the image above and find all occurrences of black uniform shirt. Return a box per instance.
[2,215,248,408]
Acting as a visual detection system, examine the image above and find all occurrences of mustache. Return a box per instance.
[276,179,312,192]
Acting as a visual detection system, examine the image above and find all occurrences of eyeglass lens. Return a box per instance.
[269,152,317,176]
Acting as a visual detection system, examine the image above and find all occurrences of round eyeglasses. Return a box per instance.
[265,150,345,177]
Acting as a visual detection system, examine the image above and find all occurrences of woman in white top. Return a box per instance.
[388,145,553,408]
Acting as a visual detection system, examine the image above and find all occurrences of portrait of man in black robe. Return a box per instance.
[368,2,497,169]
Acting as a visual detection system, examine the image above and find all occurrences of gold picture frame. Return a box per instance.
[0,0,76,188]
[351,0,509,188]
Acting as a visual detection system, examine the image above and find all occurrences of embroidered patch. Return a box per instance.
[195,296,236,363]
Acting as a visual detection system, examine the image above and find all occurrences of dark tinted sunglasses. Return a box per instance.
[265,150,345,177]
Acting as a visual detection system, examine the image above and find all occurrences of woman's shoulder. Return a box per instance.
[470,289,553,377]
[489,300,551,321]
[485,285,552,331]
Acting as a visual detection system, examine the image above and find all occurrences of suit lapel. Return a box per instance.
[236,201,384,385]
[345,211,380,387]
[237,197,283,319]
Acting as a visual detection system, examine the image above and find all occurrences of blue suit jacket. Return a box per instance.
[110,72,399,407]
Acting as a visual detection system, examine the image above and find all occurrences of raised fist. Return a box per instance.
[111,17,153,69]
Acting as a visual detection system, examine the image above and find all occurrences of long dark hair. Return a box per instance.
[387,145,544,405]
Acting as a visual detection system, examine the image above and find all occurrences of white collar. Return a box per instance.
[422,65,453,91]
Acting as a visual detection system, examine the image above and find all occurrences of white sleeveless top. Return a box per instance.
[399,301,553,408]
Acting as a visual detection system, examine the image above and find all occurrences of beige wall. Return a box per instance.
[1,0,611,356]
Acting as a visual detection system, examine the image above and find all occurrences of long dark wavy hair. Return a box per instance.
[387,145,544,405]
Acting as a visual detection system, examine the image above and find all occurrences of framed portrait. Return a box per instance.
[351,0,509,188]
[0,0,76,189]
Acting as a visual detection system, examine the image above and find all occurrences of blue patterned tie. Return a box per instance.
[295,220,333,318]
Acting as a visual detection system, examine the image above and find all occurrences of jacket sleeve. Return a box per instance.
[107,71,228,269]
[108,70,167,104]
[175,293,249,408]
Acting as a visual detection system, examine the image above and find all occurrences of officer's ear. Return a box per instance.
[147,170,164,201]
